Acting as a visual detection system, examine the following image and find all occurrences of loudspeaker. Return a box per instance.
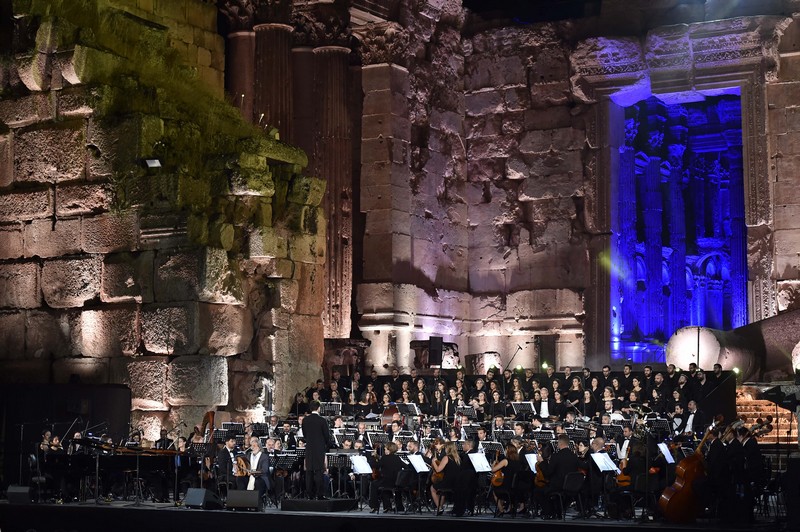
[184,488,223,510]
[429,336,443,366]
[6,485,32,504]
[225,489,260,510]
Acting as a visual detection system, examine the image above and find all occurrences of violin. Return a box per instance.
[490,449,504,487]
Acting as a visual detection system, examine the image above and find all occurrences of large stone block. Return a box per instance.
[101,251,155,303]
[56,183,114,216]
[286,175,326,207]
[41,255,102,308]
[288,233,325,264]
[0,93,53,127]
[0,223,23,259]
[0,135,11,189]
[23,218,82,258]
[141,303,199,355]
[81,306,139,357]
[14,123,86,183]
[82,211,139,253]
[166,355,229,406]
[0,262,41,309]
[0,311,25,359]
[295,262,326,316]
[198,303,253,356]
[111,356,168,411]
[0,188,53,222]
[154,250,203,302]
[465,90,503,117]
[231,371,266,411]
[53,357,110,384]
[248,227,289,259]
[26,310,79,359]
[361,64,409,94]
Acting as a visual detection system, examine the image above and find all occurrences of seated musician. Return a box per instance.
[279,421,297,450]
[216,434,242,491]
[452,438,479,517]
[683,400,706,438]
[609,440,647,518]
[491,443,527,515]
[429,440,461,514]
[535,433,580,519]
[668,403,687,435]
[369,441,406,513]
[39,429,52,452]
[492,414,508,434]
[153,429,174,450]
[68,431,86,455]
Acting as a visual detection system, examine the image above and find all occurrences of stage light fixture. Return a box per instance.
[541,362,548,369]
[516,364,523,370]
[145,158,162,168]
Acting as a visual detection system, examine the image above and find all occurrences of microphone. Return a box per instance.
[517,344,523,351]
[525,341,536,344]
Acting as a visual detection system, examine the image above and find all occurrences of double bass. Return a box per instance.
[658,417,720,523]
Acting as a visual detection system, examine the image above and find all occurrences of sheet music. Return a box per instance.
[468,452,492,473]
[524,453,538,474]
[657,442,675,464]
[350,455,373,475]
[590,452,621,474]
[407,454,430,473]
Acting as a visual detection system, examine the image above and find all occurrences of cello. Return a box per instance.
[658,417,720,523]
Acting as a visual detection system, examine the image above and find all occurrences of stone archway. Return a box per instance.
[571,16,791,364]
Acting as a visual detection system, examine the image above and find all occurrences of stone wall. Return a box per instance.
[355,0,800,374]
[0,0,324,438]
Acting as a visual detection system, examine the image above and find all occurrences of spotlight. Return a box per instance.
[516,364,523,370]
[732,367,740,374]
[541,362,549,369]
[144,158,162,169]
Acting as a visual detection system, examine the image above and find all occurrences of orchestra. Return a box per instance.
[25,363,770,522]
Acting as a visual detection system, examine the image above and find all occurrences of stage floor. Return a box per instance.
[0,499,786,532]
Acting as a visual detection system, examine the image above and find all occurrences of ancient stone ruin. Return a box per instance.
[3,0,800,435]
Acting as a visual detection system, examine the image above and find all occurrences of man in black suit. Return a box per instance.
[217,435,244,490]
[536,433,580,518]
[302,400,334,499]
[534,386,556,421]
[683,400,706,437]
[153,428,174,450]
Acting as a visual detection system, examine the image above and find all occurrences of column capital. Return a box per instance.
[291,4,352,49]
[218,0,257,33]
[352,21,410,67]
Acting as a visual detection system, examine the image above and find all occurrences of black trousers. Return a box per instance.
[306,468,324,499]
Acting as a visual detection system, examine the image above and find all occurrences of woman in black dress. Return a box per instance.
[429,439,461,514]
[491,443,526,515]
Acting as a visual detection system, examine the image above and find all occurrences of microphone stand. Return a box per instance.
[501,345,523,399]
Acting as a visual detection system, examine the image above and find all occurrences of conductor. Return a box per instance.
[302,400,334,499]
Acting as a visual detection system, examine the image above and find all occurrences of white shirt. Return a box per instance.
[247,451,261,490]
[685,412,695,434]
[539,401,550,418]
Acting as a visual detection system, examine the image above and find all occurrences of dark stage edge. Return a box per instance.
[0,501,784,532]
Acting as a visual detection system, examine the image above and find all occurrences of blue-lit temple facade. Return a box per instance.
[611,95,748,363]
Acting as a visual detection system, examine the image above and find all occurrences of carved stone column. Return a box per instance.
[254,23,293,140]
[226,31,256,122]
[313,45,352,339]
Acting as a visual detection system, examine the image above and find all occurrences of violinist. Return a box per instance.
[48,435,65,453]
[429,440,460,514]
[491,443,526,515]
[39,429,52,453]
[216,435,243,490]
[535,434,580,519]
[369,442,406,513]
[683,400,706,438]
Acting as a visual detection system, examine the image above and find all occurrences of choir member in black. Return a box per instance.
[694,370,714,404]
[488,390,507,418]
[535,433,580,518]
[588,377,603,403]
[534,387,555,421]
[301,400,335,500]
[580,390,597,419]
[641,365,654,397]
[665,364,679,390]
[598,365,613,391]
[620,364,634,394]
[674,373,694,403]
[430,388,446,419]
[288,393,308,417]
[368,442,406,512]
[552,390,568,421]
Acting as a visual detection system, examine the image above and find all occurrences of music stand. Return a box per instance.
[213,429,230,444]
[395,434,416,448]
[531,430,555,442]
[334,433,354,448]
[566,428,589,441]
[493,429,515,443]
[479,441,503,454]
[319,402,342,417]
[601,424,623,442]
[235,435,246,447]
[455,406,477,420]
[251,423,269,437]
[222,422,244,434]
[511,402,536,418]
[463,425,480,440]
[648,418,671,438]
[396,403,421,417]
[366,431,389,449]
[325,453,351,498]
